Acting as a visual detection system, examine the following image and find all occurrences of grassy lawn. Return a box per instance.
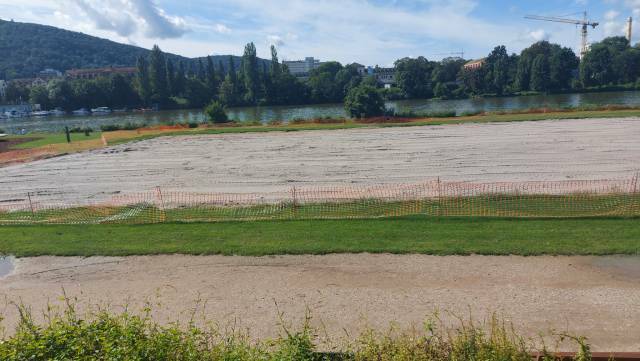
[0,216,638,257]
[7,132,102,149]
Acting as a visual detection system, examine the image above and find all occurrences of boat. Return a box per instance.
[50,108,66,116]
[91,107,112,114]
[5,110,29,118]
[72,108,90,115]
[31,110,51,117]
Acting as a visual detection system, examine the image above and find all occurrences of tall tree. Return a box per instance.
[175,61,186,95]
[149,45,168,104]
[240,42,259,104]
[196,59,205,81]
[135,56,152,105]
[530,54,550,92]
[219,56,239,105]
[270,45,281,76]
[205,55,218,98]
[548,47,578,91]
[166,58,175,96]
[394,57,434,98]
[483,46,511,95]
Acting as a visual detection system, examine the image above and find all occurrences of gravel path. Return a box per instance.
[0,118,639,204]
[0,254,638,351]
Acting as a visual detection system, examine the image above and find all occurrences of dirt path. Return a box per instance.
[0,118,639,204]
[0,254,638,351]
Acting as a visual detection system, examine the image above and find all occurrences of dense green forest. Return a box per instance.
[3,19,640,113]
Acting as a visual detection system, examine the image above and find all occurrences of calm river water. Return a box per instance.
[2,91,640,133]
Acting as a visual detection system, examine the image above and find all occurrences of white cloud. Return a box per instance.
[214,23,231,34]
[528,29,549,42]
[266,34,284,47]
[605,10,620,20]
[66,0,187,39]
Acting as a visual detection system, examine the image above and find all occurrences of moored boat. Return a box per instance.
[72,108,90,115]
[91,107,112,114]
[31,110,50,117]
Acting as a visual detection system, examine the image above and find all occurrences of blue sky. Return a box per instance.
[1,0,638,65]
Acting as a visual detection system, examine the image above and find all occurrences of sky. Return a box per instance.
[1,0,639,66]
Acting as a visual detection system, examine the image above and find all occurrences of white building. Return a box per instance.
[374,67,396,88]
[283,57,324,78]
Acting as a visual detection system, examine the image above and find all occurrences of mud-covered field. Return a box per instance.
[0,118,638,203]
[0,254,638,350]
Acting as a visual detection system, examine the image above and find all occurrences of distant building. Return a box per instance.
[351,63,367,76]
[65,66,137,80]
[0,80,6,98]
[10,77,48,88]
[37,68,63,80]
[374,67,396,88]
[463,59,485,71]
[283,57,324,78]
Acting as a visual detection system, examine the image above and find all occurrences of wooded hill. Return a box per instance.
[0,19,267,79]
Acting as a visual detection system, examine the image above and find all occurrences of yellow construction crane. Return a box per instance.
[525,11,599,58]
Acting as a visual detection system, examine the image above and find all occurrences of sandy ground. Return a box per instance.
[0,254,639,351]
[0,118,639,204]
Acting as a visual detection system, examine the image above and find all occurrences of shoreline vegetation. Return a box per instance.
[1,105,639,161]
[3,31,639,117]
[0,303,595,360]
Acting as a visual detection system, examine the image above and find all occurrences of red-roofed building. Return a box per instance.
[65,66,137,80]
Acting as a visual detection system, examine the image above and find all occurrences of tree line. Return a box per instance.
[2,37,640,112]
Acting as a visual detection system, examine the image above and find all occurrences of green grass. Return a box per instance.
[1,216,638,257]
[7,132,102,149]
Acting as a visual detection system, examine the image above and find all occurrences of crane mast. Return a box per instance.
[525,11,599,58]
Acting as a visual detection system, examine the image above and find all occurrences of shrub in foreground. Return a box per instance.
[344,85,386,118]
[0,305,592,361]
[204,101,230,124]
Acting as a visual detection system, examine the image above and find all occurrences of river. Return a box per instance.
[2,90,640,133]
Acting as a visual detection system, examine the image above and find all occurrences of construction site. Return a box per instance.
[1,4,640,359]
[0,114,639,356]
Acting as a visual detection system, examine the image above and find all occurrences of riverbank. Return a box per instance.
[2,106,640,155]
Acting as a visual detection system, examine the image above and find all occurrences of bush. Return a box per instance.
[290,117,309,124]
[99,122,145,132]
[69,127,93,134]
[344,85,386,118]
[100,124,121,132]
[187,122,199,128]
[204,101,229,123]
[390,110,457,118]
[0,305,592,361]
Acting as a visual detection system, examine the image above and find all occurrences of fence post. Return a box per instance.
[155,186,167,223]
[633,172,639,194]
[436,177,442,217]
[291,186,298,219]
[27,192,35,216]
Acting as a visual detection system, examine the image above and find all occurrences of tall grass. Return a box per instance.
[0,303,592,360]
